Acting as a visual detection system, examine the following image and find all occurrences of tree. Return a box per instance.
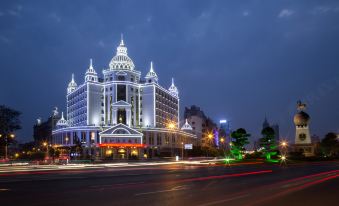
[0,105,22,135]
[320,132,339,157]
[230,128,250,160]
[0,105,21,156]
[259,127,278,160]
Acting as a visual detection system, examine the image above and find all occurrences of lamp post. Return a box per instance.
[220,137,225,154]
[207,133,214,157]
[167,121,176,158]
[65,137,69,162]
[0,133,15,160]
[43,141,49,161]
[90,132,95,161]
[181,142,184,161]
[280,140,288,154]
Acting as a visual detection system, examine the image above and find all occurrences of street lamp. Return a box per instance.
[43,141,49,161]
[0,133,15,160]
[168,123,175,129]
[181,142,184,161]
[90,132,95,161]
[166,121,176,158]
[280,141,288,147]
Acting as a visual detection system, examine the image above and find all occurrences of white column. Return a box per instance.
[126,108,131,127]
[112,108,117,125]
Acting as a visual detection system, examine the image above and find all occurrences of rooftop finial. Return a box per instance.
[90,58,93,68]
[150,61,154,72]
[171,78,174,86]
[71,73,75,82]
[61,112,64,120]
[297,100,306,111]
[120,33,124,46]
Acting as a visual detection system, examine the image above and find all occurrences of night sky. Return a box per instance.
[1,0,339,143]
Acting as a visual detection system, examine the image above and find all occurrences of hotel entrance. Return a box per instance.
[99,123,145,160]
[118,148,126,159]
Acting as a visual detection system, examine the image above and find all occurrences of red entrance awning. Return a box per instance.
[98,143,146,148]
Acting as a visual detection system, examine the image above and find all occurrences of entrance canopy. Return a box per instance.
[99,123,143,147]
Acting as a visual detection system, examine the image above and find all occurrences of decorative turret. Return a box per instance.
[109,34,135,70]
[294,101,310,127]
[56,112,68,128]
[181,119,192,131]
[85,58,98,82]
[145,61,158,83]
[294,100,312,144]
[67,74,77,94]
[168,78,179,97]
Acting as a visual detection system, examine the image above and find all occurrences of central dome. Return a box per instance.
[294,111,310,126]
[109,38,135,70]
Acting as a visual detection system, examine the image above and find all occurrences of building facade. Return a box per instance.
[52,37,196,159]
[184,105,217,147]
[33,107,60,144]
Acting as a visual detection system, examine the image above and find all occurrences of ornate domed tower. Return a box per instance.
[294,101,311,144]
[293,101,315,156]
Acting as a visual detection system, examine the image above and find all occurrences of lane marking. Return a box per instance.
[198,194,249,206]
[90,181,145,188]
[0,188,10,191]
[135,185,189,196]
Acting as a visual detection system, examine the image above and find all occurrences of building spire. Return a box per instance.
[150,61,154,72]
[89,58,93,69]
[169,77,179,97]
[120,33,124,46]
[116,34,127,56]
[145,61,158,82]
[71,73,75,83]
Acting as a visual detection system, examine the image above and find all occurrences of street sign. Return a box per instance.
[184,144,193,150]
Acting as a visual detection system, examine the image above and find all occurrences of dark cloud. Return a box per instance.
[1,0,339,142]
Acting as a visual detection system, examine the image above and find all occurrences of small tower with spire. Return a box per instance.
[56,112,68,128]
[67,74,77,94]
[116,34,127,56]
[168,78,179,97]
[85,58,98,82]
[145,61,158,83]
[181,119,193,131]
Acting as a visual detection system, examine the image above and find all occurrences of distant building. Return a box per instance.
[184,105,217,147]
[33,107,60,144]
[219,120,230,148]
[261,117,280,142]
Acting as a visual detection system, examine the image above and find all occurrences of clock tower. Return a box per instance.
[293,101,314,156]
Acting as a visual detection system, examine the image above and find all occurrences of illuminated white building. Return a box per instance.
[52,37,196,159]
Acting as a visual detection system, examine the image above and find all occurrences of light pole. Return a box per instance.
[43,141,49,161]
[207,133,214,157]
[181,142,184,161]
[0,133,15,160]
[65,137,70,162]
[90,133,95,161]
[220,137,225,154]
[280,140,288,154]
[167,121,176,159]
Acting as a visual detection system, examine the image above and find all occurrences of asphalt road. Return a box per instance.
[0,161,338,206]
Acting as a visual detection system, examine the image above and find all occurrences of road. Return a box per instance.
[0,161,338,206]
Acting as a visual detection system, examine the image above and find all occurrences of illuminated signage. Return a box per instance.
[184,144,193,150]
